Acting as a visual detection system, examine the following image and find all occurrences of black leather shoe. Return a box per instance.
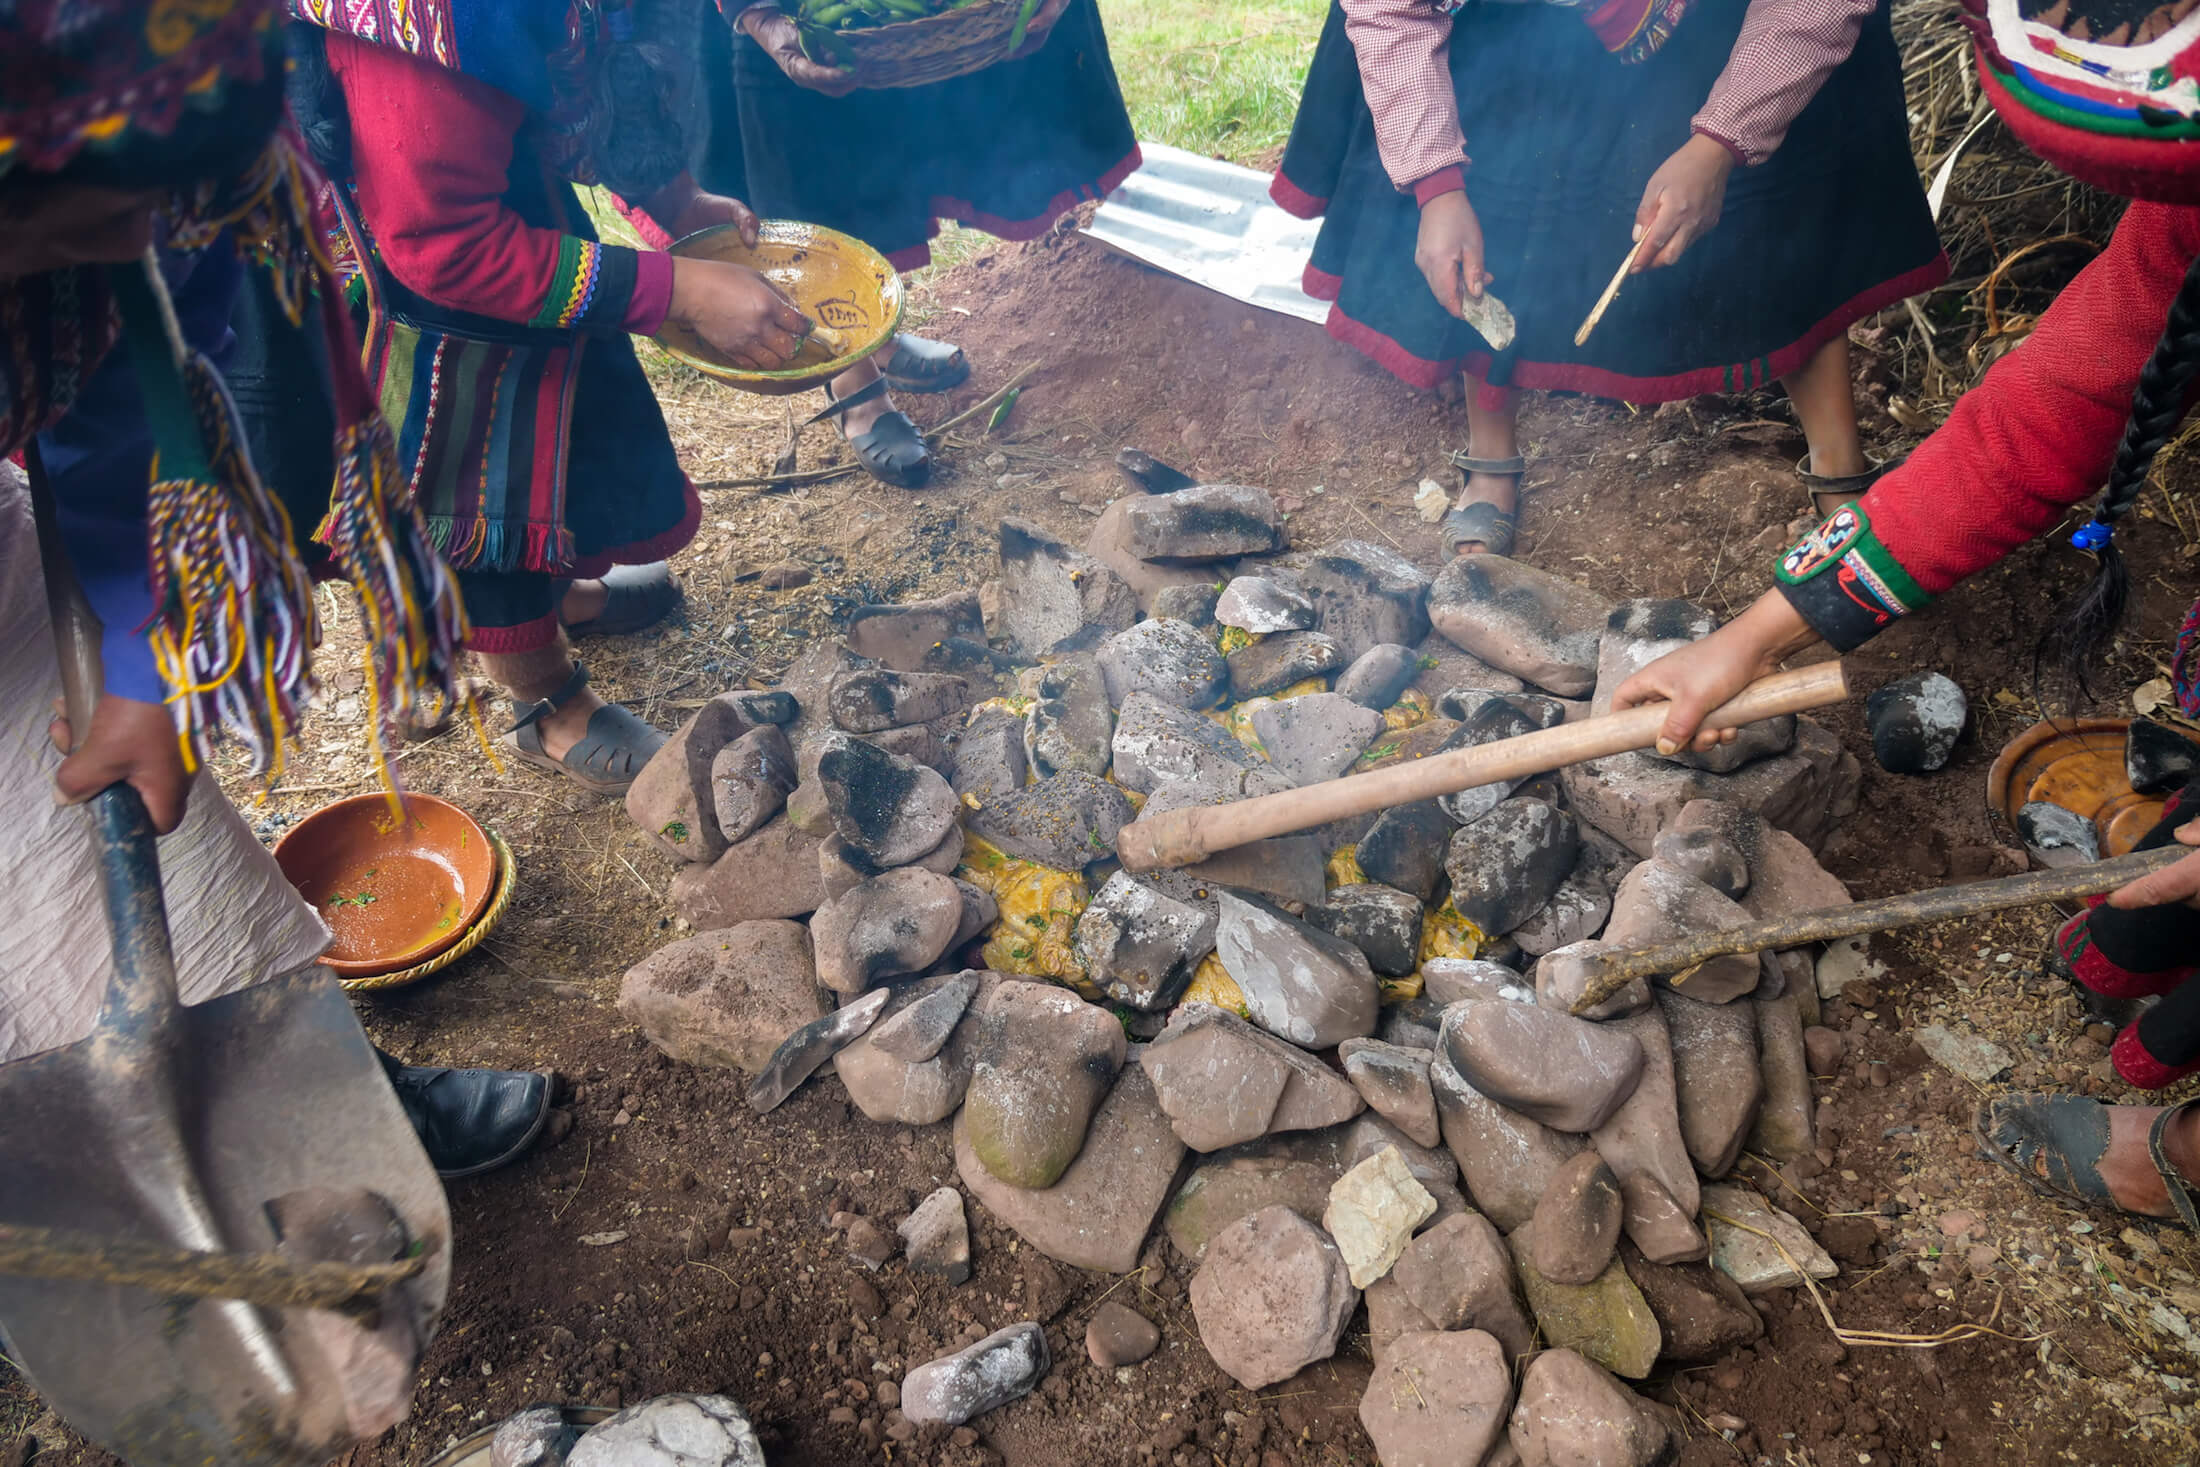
[376,1049,553,1179]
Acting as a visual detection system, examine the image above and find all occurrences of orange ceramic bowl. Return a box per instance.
[274,793,499,979]
[657,220,903,395]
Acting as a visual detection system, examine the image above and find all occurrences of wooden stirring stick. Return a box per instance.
[1573,235,1648,347]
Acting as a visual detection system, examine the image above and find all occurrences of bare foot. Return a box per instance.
[829,357,898,439]
[532,686,606,762]
[2096,1102,2200,1218]
[559,579,608,626]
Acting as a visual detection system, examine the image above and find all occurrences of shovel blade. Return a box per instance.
[0,967,449,1467]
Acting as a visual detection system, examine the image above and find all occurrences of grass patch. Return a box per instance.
[1107,0,1327,165]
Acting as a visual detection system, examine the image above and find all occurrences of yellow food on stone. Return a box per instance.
[954,830,1015,890]
[1420,898,1485,964]
[1270,677,1329,701]
[1379,970,1424,1004]
[1211,697,1273,752]
[1325,844,1366,890]
[1181,953,1249,1017]
[1217,625,1260,655]
[968,696,1034,723]
[974,858,1093,996]
[1383,688,1433,732]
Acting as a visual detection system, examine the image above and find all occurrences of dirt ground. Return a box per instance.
[9,222,2200,1467]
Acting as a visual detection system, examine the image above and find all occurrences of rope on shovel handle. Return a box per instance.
[1566,843,2190,1016]
[0,1221,429,1315]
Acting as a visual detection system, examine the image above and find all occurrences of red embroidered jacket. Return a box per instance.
[324,33,673,336]
[1775,201,2200,653]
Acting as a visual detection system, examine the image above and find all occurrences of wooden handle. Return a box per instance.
[1567,843,2192,1014]
[1116,661,1850,872]
[0,1222,427,1315]
[1574,236,1646,348]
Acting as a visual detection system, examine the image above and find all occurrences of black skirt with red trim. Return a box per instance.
[700,0,1140,271]
[1271,0,1948,397]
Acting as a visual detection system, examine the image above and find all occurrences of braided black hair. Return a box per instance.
[2036,247,2200,709]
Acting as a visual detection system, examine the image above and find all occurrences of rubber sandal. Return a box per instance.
[881,333,970,395]
[812,375,931,489]
[1975,1093,2200,1229]
[1443,451,1526,556]
[501,662,666,796]
[1795,452,1888,522]
[554,561,681,639]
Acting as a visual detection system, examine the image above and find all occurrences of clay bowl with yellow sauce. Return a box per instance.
[658,221,903,395]
[274,793,499,979]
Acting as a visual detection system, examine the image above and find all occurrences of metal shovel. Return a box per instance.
[0,454,450,1465]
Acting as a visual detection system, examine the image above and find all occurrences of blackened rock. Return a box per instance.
[1864,670,1967,775]
[1111,691,1268,794]
[1515,829,1635,958]
[1252,692,1385,787]
[1214,892,1380,1049]
[901,1323,1049,1426]
[1336,643,1420,710]
[997,517,1139,657]
[2130,717,2200,795]
[809,869,963,993]
[827,668,968,734]
[1151,582,1221,625]
[1096,618,1228,709]
[1123,483,1286,559]
[1297,540,1434,663]
[1307,883,1425,977]
[1605,860,1760,1003]
[1649,826,1749,898]
[816,735,960,867]
[1338,1037,1441,1149]
[952,710,1028,804]
[1024,654,1114,777]
[967,771,1134,871]
[1227,631,1346,699]
[709,724,798,845]
[1357,799,1454,903]
[1216,575,1316,633]
[845,591,983,672]
[1426,554,1610,698]
[1074,871,1218,1011]
[2019,800,2099,867]
[1593,599,1794,773]
[1444,799,1581,936]
[1437,693,1570,826]
[1116,445,1199,495]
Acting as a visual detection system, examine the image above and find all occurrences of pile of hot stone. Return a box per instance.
[615,470,1865,1466]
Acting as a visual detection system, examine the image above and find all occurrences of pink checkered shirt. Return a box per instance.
[1341,0,1881,201]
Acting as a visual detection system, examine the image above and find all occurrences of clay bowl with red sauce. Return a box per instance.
[274,792,498,979]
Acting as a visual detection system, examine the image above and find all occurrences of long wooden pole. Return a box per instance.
[1565,844,2189,1015]
[1115,662,1850,872]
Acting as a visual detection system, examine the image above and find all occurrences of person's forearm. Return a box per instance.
[1343,0,1470,194]
[1692,0,1875,165]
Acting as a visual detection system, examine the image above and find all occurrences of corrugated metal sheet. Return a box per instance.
[1082,141,1327,326]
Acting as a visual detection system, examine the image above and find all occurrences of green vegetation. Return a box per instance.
[1107,0,1327,165]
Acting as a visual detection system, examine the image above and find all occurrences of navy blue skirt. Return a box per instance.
[1273,0,1947,397]
[700,0,1141,269]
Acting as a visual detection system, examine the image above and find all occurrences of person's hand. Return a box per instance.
[641,173,763,246]
[668,256,810,369]
[2109,820,2200,911]
[669,191,762,247]
[1612,590,1819,754]
[1632,133,1735,272]
[737,5,860,96]
[50,694,190,834]
[1415,190,1491,319]
[1006,0,1073,58]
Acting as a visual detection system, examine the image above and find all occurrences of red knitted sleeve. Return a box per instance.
[1773,201,2200,650]
[325,32,669,335]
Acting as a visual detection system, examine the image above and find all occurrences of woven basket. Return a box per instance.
[818,0,1038,90]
